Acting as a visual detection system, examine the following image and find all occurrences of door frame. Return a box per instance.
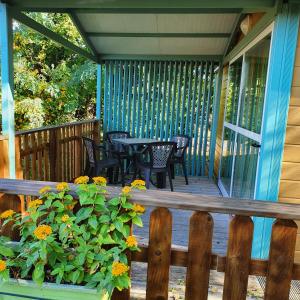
[218,23,274,198]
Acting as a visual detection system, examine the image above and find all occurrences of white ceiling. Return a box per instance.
[75,13,239,56]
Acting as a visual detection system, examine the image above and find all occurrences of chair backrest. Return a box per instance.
[106,131,131,152]
[171,135,190,158]
[82,137,97,165]
[148,142,176,169]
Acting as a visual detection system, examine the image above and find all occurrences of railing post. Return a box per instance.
[93,120,100,144]
[264,219,297,300]
[49,129,57,181]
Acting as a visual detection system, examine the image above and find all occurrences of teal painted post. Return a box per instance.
[179,62,188,134]
[0,3,15,178]
[131,61,138,136]
[113,60,119,130]
[155,62,162,138]
[160,62,168,140]
[103,62,109,132]
[164,62,173,140]
[121,61,128,130]
[202,62,214,175]
[140,61,147,137]
[107,61,113,131]
[188,62,199,174]
[117,61,122,130]
[253,3,300,258]
[150,62,157,138]
[175,62,183,136]
[136,61,144,137]
[96,64,102,120]
[126,61,133,132]
[208,66,223,179]
[170,62,178,138]
[145,61,153,138]
[192,63,205,175]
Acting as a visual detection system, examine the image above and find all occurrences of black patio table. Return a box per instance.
[112,137,167,189]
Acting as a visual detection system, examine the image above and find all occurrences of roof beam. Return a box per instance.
[2,0,276,13]
[99,54,222,62]
[88,32,231,38]
[68,11,98,56]
[9,9,98,62]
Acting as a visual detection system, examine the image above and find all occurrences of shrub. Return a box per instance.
[0,178,146,297]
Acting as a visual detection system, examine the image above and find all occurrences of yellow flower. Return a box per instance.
[61,214,70,222]
[0,209,15,219]
[92,176,107,185]
[126,235,137,247]
[132,203,145,214]
[111,261,129,277]
[33,225,52,240]
[56,182,69,191]
[0,260,6,272]
[131,179,146,188]
[122,186,132,194]
[28,199,43,209]
[39,186,51,194]
[74,176,89,185]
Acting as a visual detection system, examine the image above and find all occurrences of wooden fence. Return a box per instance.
[0,179,300,300]
[13,119,100,182]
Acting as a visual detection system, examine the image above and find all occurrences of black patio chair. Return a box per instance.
[105,131,133,175]
[133,141,176,191]
[170,135,190,185]
[82,137,125,186]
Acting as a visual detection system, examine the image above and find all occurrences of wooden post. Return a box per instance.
[185,211,213,300]
[49,129,57,181]
[146,207,172,300]
[264,219,297,300]
[15,136,23,180]
[0,136,9,178]
[223,216,254,300]
[93,120,100,144]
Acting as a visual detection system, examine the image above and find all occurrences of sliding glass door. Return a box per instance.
[218,27,272,198]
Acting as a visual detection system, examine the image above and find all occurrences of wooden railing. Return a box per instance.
[0,179,300,300]
[14,119,100,182]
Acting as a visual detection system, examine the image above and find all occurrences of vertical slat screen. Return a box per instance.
[102,60,219,176]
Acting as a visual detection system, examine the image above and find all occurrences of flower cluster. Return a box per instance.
[122,186,132,195]
[111,261,129,277]
[61,214,69,222]
[74,176,89,184]
[92,176,107,186]
[56,182,69,191]
[33,224,52,240]
[0,209,15,219]
[132,203,145,214]
[0,260,6,272]
[126,236,137,248]
[39,186,51,194]
[131,179,146,188]
[28,199,43,209]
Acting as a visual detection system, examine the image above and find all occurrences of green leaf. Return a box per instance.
[114,220,123,233]
[0,245,14,257]
[94,194,105,206]
[109,197,120,206]
[32,262,45,285]
[88,216,98,230]
[53,200,65,211]
[132,216,143,227]
[70,269,80,284]
[98,215,110,223]
[76,207,93,223]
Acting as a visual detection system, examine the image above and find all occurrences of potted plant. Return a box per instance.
[0,177,146,299]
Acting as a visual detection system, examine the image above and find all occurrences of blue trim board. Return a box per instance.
[252,3,300,258]
[96,64,101,120]
[0,3,16,178]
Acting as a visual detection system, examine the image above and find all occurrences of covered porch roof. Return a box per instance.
[2,0,279,62]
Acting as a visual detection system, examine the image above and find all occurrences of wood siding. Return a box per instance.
[213,65,228,176]
[279,25,300,263]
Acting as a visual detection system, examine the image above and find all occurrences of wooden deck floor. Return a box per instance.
[133,176,229,255]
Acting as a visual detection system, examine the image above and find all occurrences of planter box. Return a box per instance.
[0,279,109,300]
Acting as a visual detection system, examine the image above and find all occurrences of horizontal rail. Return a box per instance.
[133,245,300,280]
[0,179,300,220]
[15,119,99,135]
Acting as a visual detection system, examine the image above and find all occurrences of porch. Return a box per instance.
[0,0,300,299]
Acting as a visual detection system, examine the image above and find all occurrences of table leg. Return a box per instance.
[156,172,166,189]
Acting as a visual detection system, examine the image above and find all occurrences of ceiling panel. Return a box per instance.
[90,37,227,55]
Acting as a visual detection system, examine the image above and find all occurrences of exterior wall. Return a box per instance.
[279,25,300,263]
[213,65,228,177]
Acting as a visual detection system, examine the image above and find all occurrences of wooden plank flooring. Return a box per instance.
[133,176,228,255]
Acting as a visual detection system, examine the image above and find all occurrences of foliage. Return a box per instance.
[0,178,146,297]
[0,13,97,131]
